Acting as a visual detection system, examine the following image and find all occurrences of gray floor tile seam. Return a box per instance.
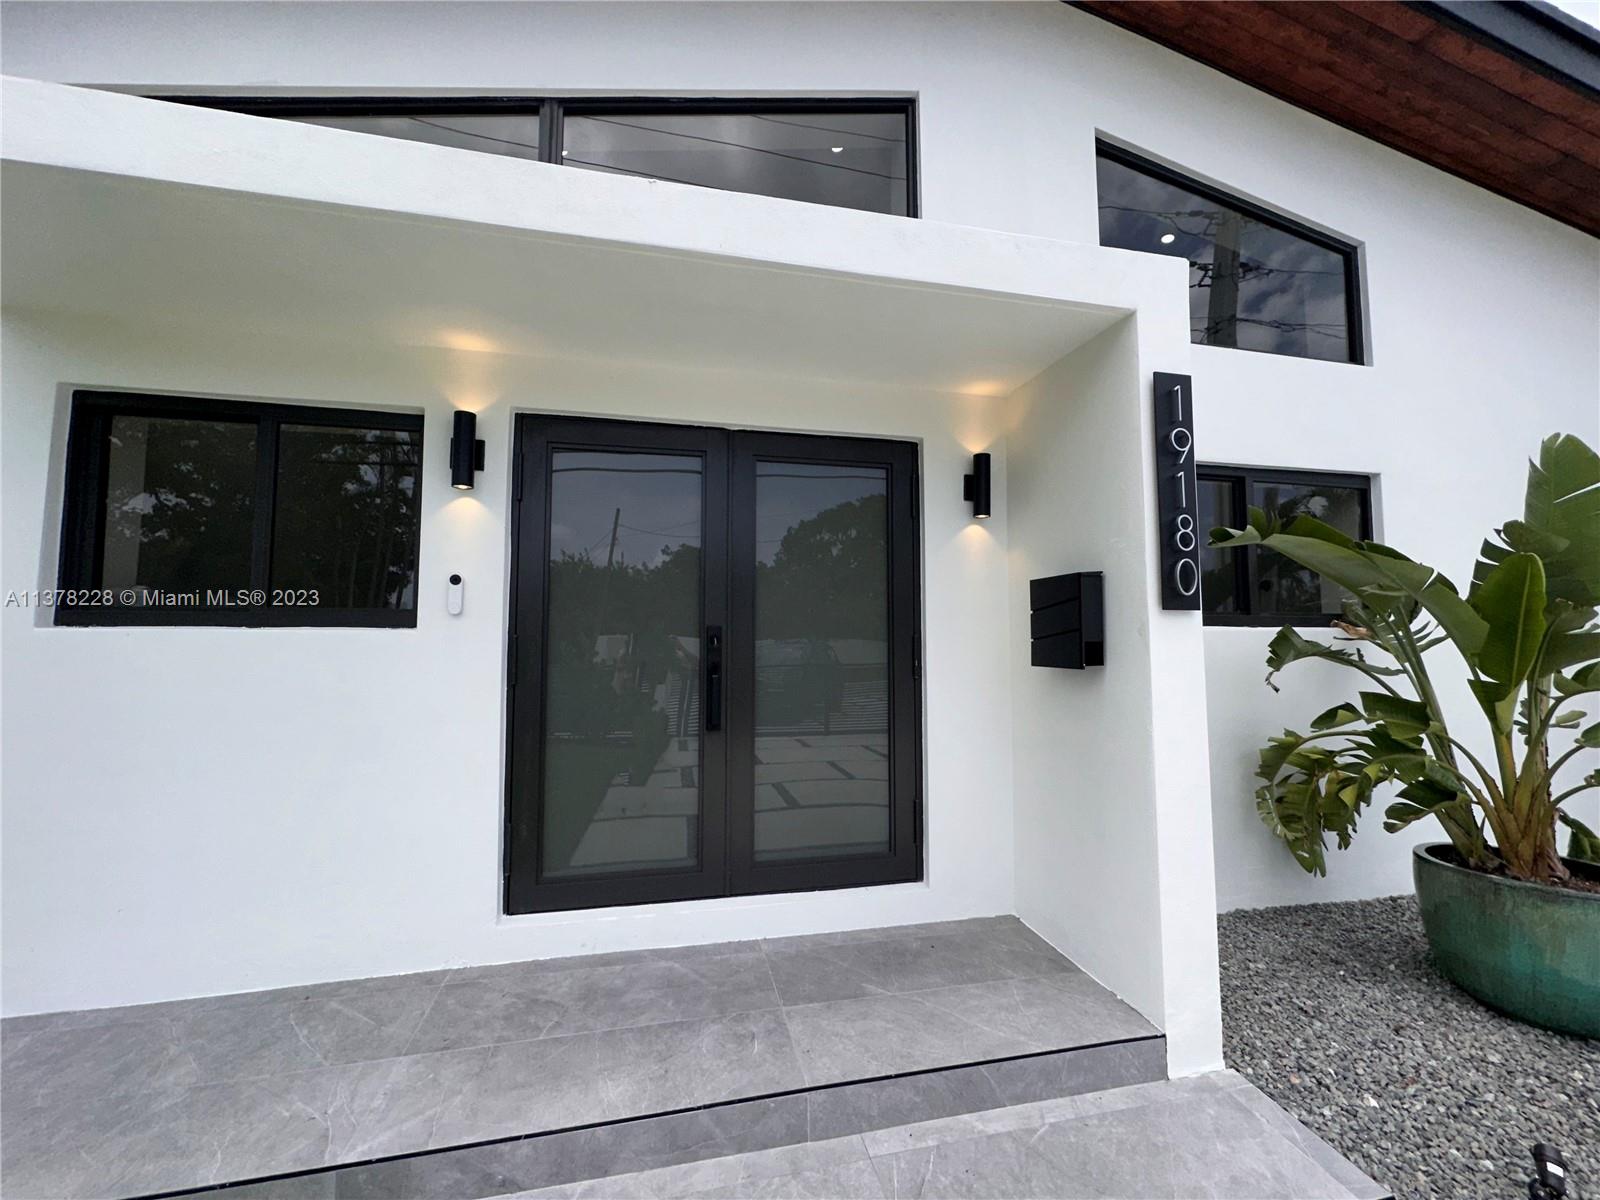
[150,986,791,1082]
[4,982,1152,1129]
[84,1041,1174,1200]
[394,977,455,1062]
[1209,1078,1387,1200]
[427,985,787,1050]
[758,917,1022,954]
[757,948,813,1097]
[0,973,468,1039]
[1210,1103,1378,1200]
[908,1080,1373,1200]
[0,920,1038,1034]
[769,965,1114,1020]
[855,1073,1173,1160]
[119,992,801,1094]
[3,922,1030,1033]
[458,944,772,987]
[301,1041,1161,1180]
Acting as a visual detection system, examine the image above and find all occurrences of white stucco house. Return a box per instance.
[1,3,1596,1197]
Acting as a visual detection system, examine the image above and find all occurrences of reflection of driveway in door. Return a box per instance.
[567,733,891,869]
[567,735,701,872]
[753,734,890,861]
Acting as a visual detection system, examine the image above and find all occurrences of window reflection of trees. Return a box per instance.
[1254,483,1365,615]
[542,533,702,878]
[272,427,421,609]
[102,417,257,596]
[757,493,889,738]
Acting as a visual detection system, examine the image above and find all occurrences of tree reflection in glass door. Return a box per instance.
[751,462,890,863]
[540,450,705,880]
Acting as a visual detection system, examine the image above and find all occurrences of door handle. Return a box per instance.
[705,625,723,732]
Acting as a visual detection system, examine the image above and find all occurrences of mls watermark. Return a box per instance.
[5,588,322,608]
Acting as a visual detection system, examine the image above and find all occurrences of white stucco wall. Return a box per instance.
[1,312,1024,1014]
[0,0,1596,1002]
[4,70,1229,1070]
[1005,314,1222,1077]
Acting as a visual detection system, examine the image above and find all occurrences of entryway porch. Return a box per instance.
[0,917,1384,1199]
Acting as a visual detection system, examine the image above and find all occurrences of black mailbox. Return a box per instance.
[1029,572,1104,669]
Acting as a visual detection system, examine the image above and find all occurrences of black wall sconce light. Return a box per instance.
[963,452,992,519]
[450,410,487,491]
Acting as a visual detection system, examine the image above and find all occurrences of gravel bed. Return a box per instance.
[1219,895,1597,1200]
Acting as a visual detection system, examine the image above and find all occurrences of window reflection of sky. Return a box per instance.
[1097,155,1351,363]
[755,461,886,566]
[565,112,908,215]
[549,452,702,571]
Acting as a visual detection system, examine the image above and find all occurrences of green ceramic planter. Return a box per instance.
[1413,843,1600,1038]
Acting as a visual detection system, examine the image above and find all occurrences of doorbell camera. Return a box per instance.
[447,574,464,616]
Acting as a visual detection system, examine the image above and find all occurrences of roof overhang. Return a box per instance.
[1,77,1191,398]
[1073,0,1600,237]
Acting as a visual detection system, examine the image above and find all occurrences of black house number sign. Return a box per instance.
[1153,372,1201,610]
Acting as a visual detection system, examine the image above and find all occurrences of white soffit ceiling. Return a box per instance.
[2,160,1125,395]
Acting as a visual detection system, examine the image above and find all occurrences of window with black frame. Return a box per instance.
[159,97,917,217]
[1198,466,1373,626]
[559,107,911,214]
[56,391,423,626]
[1096,142,1362,364]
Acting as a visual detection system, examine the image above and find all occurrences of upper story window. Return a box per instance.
[1096,141,1362,364]
[560,107,911,215]
[1198,464,1373,626]
[57,391,423,627]
[164,97,916,217]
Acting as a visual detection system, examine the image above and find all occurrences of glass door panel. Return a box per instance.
[540,450,706,880]
[507,418,918,914]
[727,431,921,898]
[751,462,891,863]
[507,419,727,914]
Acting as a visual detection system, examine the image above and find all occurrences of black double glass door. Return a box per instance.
[506,417,922,914]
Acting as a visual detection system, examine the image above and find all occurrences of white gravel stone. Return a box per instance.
[1219,895,1598,1200]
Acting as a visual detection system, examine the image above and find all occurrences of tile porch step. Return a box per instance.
[502,1071,1390,1200]
[0,917,1164,1199]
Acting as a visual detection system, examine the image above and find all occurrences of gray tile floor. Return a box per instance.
[503,1072,1389,1200]
[1,917,1159,1199]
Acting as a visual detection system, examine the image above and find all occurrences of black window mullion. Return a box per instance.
[156,94,917,218]
[539,100,562,164]
[250,415,280,593]
[55,390,422,627]
[1237,473,1263,619]
[1198,464,1372,627]
[58,406,110,592]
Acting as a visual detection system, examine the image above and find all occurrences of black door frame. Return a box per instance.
[505,417,730,915]
[726,431,922,897]
[505,416,923,915]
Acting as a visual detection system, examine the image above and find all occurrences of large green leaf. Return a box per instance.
[1262,626,1403,690]
[1383,777,1468,838]
[1522,434,1600,607]
[1310,702,1364,731]
[1474,435,1599,616]
[1213,515,1489,654]
[1558,811,1600,865]
[1543,627,1600,675]
[1359,691,1436,739]
[1555,662,1600,696]
[1469,552,1547,695]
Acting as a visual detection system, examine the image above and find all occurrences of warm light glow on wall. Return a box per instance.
[957,379,1009,398]
[437,329,501,354]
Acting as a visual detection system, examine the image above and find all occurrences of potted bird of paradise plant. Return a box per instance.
[1210,433,1600,1037]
